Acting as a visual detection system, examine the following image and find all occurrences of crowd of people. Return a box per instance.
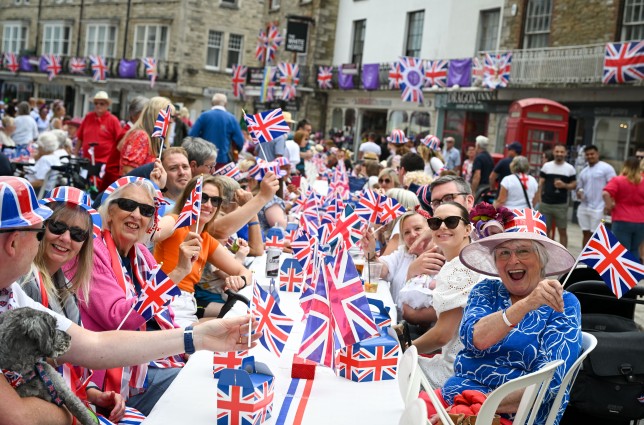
[0,88,643,425]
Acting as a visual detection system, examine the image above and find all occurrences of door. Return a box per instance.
[524,127,558,173]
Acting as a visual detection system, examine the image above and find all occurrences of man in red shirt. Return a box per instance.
[74,91,121,165]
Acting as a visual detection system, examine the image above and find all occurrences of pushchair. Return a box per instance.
[560,266,644,424]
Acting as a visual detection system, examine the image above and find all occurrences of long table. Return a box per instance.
[143,254,404,424]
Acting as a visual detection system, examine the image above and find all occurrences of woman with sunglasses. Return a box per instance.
[154,175,252,326]
[75,177,195,416]
[410,202,485,388]
[377,168,400,191]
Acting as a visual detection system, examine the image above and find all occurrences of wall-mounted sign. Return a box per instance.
[246,67,265,86]
[285,20,308,53]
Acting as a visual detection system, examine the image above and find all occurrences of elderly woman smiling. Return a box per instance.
[424,209,581,425]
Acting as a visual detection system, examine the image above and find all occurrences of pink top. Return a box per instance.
[603,174,644,223]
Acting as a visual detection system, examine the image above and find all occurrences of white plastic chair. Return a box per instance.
[399,398,429,425]
[544,332,597,425]
[420,359,564,425]
[398,345,422,406]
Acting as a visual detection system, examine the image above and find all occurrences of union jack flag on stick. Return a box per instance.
[173,175,202,231]
[213,162,242,181]
[152,105,172,159]
[244,108,290,145]
[89,55,108,82]
[378,197,406,225]
[252,283,294,357]
[142,57,157,88]
[602,41,644,84]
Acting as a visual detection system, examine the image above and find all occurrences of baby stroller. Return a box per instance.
[560,266,644,424]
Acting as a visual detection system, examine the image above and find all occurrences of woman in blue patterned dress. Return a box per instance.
[425,208,581,425]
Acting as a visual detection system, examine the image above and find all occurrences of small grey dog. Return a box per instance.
[0,307,99,425]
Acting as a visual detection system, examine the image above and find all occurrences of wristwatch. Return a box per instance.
[184,325,196,354]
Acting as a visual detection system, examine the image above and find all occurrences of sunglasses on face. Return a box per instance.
[427,216,468,231]
[47,220,89,243]
[0,226,46,241]
[202,193,223,207]
[111,198,156,217]
[379,178,392,184]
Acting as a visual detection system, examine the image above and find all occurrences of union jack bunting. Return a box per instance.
[89,55,108,82]
[398,56,425,104]
[151,104,172,140]
[602,41,644,84]
[231,64,247,99]
[252,283,294,357]
[471,56,484,86]
[279,258,304,292]
[336,334,399,382]
[483,52,512,89]
[133,265,181,321]
[378,197,406,225]
[4,53,19,74]
[173,175,202,230]
[278,62,300,101]
[317,66,333,89]
[504,208,547,236]
[388,61,403,89]
[355,189,384,225]
[213,350,249,378]
[424,59,448,88]
[244,108,290,145]
[265,226,285,250]
[69,57,86,74]
[217,374,275,425]
[266,23,283,64]
[255,29,268,62]
[142,57,157,88]
[213,162,242,181]
[579,223,644,299]
[43,54,62,81]
[323,204,363,250]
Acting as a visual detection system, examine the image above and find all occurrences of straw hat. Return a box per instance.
[283,111,295,124]
[91,91,112,104]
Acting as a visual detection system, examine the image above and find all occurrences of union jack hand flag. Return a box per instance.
[98,407,146,424]
[266,23,283,64]
[284,221,299,243]
[151,104,172,140]
[173,175,202,230]
[255,29,268,62]
[252,283,294,357]
[602,41,644,84]
[265,226,285,250]
[398,56,425,104]
[231,64,247,99]
[388,61,403,89]
[299,213,319,240]
[4,53,19,74]
[142,57,157,88]
[355,189,384,225]
[336,336,400,382]
[471,56,484,86]
[133,265,181,321]
[89,55,108,82]
[579,223,644,299]
[213,162,242,180]
[379,196,406,225]
[505,208,547,236]
[291,231,317,271]
[244,108,290,144]
[279,258,304,292]
[483,52,512,89]
[317,66,333,89]
[43,54,62,81]
[69,57,86,74]
[424,59,448,88]
[278,62,300,101]
[323,204,363,250]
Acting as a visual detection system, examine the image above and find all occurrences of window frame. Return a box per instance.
[205,29,224,70]
[42,22,72,55]
[477,8,500,53]
[523,0,552,49]
[2,21,28,54]
[405,10,425,58]
[85,23,118,58]
[226,33,244,72]
[269,0,281,11]
[133,24,169,60]
[622,0,644,41]
[351,19,366,65]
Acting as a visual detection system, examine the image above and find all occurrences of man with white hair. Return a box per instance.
[26,131,62,192]
[470,135,494,195]
[189,93,244,170]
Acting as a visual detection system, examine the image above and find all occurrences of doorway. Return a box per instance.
[361,109,388,139]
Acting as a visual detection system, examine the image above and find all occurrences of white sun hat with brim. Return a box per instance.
[459,208,575,277]
[91,91,112,104]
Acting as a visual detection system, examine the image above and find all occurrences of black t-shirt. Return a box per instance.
[539,161,577,204]
[493,157,512,185]
[472,151,495,187]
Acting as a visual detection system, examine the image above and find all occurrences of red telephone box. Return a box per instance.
[505,98,569,171]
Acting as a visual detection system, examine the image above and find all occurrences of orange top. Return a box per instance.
[153,217,219,292]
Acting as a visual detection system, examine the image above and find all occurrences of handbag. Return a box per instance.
[515,174,532,209]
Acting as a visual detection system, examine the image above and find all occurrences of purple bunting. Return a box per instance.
[338,66,354,90]
[361,63,380,90]
[38,56,48,73]
[19,56,34,72]
[118,59,138,78]
[447,58,473,87]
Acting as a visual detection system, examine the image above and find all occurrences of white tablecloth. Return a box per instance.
[143,254,404,424]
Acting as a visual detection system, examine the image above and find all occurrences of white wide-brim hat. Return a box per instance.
[91,91,112,104]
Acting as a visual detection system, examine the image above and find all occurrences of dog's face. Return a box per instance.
[0,307,71,363]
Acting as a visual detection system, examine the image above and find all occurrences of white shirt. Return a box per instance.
[577,161,616,210]
[28,153,61,192]
[285,139,301,165]
[13,115,39,146]
[424,157,445,176]
[1,283,72,331]
[359,141,382,156]
[379,245,415,306]
[500,173,538,209]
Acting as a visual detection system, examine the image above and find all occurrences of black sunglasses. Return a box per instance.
[379,178,392,184]
[111,198,156,217]
[47,220,89,243]
[0,226,46,241]
[427,216,468,231]
[202,193,223,207]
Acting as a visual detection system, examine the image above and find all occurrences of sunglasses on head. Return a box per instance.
[111,198,156,217]
[202,193,223,207]
[47,220,89,242]
[0,226,46,241]
[427,216,468,231]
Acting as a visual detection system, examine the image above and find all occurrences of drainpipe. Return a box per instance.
[75,0,84,56]
[122,0,132,57]
[34,0,43,54]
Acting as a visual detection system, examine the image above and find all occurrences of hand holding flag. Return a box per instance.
[173,175,203,231]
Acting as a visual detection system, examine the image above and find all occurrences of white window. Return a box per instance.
[226,33,243,70]
[85,24,117,57]
[133,25,169,60]
[351,19,366,65]
[2,22,28,53]
[405,10,424,57]
[623,0,644,41]
[270,0,280,10]
[523,0,552,49]
[206,30,223,69]
[42,22,72,55]
[477,9,500,52]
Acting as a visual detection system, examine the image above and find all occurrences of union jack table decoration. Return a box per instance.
[398,56,425,104]
[142,57,157,88]
[388,61,403,89]
[89,55,108,82]
[424,59,448,88]
[317,65,333,89]
[217,365,275,425]
[4,53,19,74]
[69,57,86,74]
[335,331,400,382]
[483,52,512,89]
[231,64,247,99]
[43,54,62,81]
[602,41,644,84]
[279,258,304,292]
[278,62,300,101]
[265,226,285,250]
[213,350,250,378]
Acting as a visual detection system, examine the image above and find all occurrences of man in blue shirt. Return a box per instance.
[189,93,244,169]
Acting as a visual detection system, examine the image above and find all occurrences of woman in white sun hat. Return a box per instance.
[421,208,581,425]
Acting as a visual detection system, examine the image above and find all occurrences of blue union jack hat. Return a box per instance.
[421,135,441,151]
[0,177,52,228]
[41,186,102,236]
[459,208,574,277]
[386,129,408,145]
